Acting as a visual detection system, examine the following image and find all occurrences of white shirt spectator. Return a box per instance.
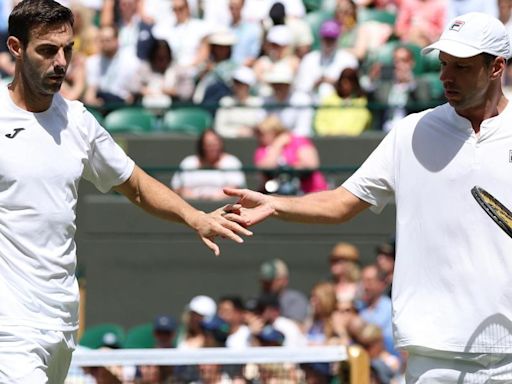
[85,48,141,102]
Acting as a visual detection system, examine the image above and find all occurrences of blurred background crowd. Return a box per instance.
[5,0,512,139]
[73,239,401,384]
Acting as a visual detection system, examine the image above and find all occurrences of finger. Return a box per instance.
[240,206,274,226]
[217,226,245,244]
[222,217,253,236]
[223,203,241,213]
[222,212,251,227]
[201,236,220,256]
[223,187,245,198]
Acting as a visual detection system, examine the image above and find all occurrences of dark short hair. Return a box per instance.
[481,52,498,68]
[8,0,74,46]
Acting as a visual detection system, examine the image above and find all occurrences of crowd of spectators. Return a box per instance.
[4,0,495,138]
[74,239,404,384]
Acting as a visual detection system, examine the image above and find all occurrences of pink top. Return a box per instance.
[254,135,328,193]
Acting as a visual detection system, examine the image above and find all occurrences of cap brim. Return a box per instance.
[421,40,482,58]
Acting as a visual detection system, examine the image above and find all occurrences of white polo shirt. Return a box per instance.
[0,86,135,331]
[343,102,512,353]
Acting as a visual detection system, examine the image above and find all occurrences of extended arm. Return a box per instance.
[223,186,371,226]
[114,165,252,255]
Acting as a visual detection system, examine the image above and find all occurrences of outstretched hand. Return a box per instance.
[222,188,276,226]
[190,204,253,256]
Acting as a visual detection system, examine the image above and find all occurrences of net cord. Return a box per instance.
[70,346,348,367]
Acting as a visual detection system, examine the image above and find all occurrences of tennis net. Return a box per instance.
[65,345,369,383]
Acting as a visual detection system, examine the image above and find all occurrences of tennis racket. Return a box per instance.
[471,186,512,238]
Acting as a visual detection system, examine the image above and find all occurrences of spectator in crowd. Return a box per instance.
[197,315,248,383]
[295,20,359,102]
[153,314,178,348]
[100,0,155,60]
[304,281,351,346]
[375,242,395,297]
[300,362,334,384]
[254,115,327,195]
[176,295,218,349]
[171,129,246,201]
[262,65,314,137]
[172,295,217,382]
[259,258,309,324]
[328,241,361,309]
[446,0,499,24]
[241,0,306,23]
[228,0,263,66]
[499,0,512,37]
[334,0,394,61]
[314,67,372,136]
[394,0,446,47]
[214,66,266,138]
[355,0,400,11]
[218,295,251,348]
[151,0,212,101]
[83,25,142,106]
[365,44,440,131]
[201,314,231,348]
[263,1,313,59]
[253,24,300,97]
[192,29,238,106]
[253,324,285,346]
[246,293,307,347]
[138,39,179,109]
[349,322,401,383]
[357,264,399,359]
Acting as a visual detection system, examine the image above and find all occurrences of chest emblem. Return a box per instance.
[5,128,25,139]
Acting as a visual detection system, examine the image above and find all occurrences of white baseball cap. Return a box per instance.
[266,25,292,46]
[188,295,217,317]
[232,66,256,86]
[422,12,512,59]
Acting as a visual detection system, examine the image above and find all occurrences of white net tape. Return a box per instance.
[67,346,350,383]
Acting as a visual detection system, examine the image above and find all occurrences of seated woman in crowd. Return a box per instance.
[314,67,371,136]
[171,129,246,200]
[253,115,328,195]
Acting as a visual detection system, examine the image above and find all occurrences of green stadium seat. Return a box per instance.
[104,107,158,134]
[79,323,125,349]
[123,323,156,349]
[161,107,213,135]
[304,10,333,51]
[303,0,322,13]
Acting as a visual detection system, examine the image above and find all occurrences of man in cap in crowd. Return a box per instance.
[259,258,309,325]
[224,11,512,382]
[214,65,266,138]
[153,314,178,348]
[193,29,238,105]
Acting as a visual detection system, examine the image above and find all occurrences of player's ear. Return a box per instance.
[7,36,23,60]
[491,56,506,80]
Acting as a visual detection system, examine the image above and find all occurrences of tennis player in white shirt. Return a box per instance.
[0,0,251,382]
[225,12,512,383]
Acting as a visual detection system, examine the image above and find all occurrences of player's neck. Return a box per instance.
[457,93,508,134]
[8,78,53,113]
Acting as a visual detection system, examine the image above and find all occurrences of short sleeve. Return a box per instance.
[81,111,135,193]
[342,128,397,213]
